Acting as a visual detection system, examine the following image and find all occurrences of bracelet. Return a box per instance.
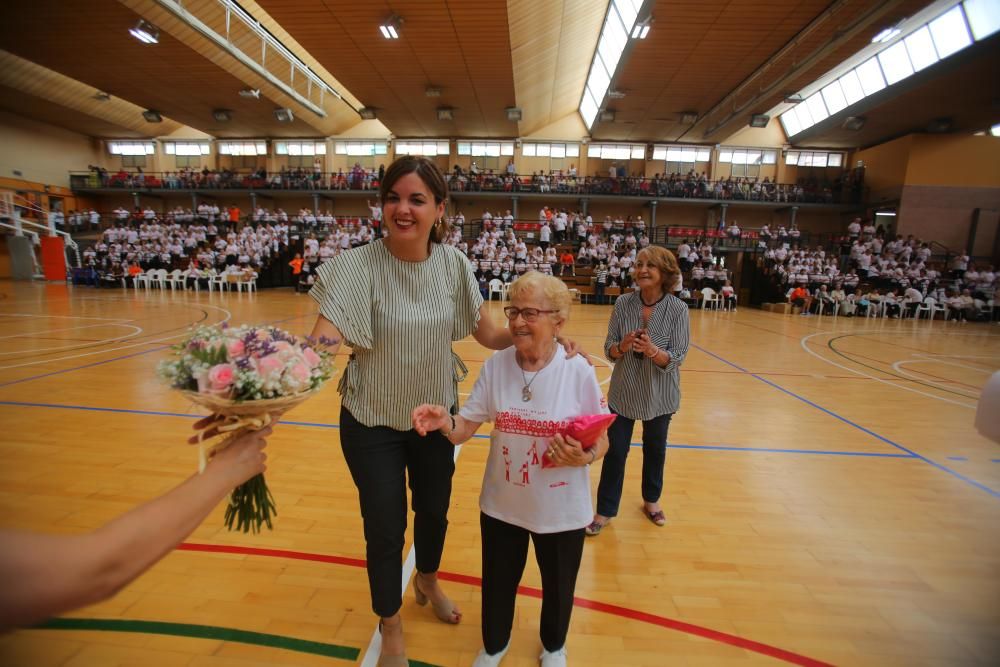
[587,448,596,465]
[443,414,456,436]
[646,346,659,358]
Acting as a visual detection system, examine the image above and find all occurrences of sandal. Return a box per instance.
[413,573,462,624]
[376,620,408,667]
[584,519,608,536]
[644,509,666,527]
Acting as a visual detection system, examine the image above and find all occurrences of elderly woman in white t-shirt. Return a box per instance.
[412,271,609,667]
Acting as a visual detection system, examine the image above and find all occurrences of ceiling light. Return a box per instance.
[238,88,261,99]
[380,15,402,39]
[598,110,615,123]
[871,26,902,43]
[274,107,294,122]
[783,94,804,104]
[680,112,698,124]
[142,109,162,123]
[129,19,159,44]
[842,116,866,131]
[437,107,454,121]
[359,107,377,120]
[631,17,653,39]
[607,90,626,100]
[425,87,441,97]
[93,91,111,102]
[749,113,770,128]
[212,109,232,123]
[505,107,522,122]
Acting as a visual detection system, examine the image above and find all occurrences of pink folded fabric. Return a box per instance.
[542,413,617,468]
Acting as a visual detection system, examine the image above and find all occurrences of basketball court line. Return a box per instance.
[0,312,314,386]
[0,323,144,356]
[697,342,1000,500]
[799,331,978,409]
[0,399,921,459]
[177,542,833,667]
[890,360,983,396]
[827,337,981,397]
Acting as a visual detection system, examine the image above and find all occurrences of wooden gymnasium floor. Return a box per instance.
[0,280,998,667]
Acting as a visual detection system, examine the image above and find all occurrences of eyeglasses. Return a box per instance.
[503,306,558,322]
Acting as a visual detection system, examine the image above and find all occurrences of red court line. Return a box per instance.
[180,543,833,667]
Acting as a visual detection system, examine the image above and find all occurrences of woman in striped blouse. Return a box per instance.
[586,246,690,535]
[308,156,581,667]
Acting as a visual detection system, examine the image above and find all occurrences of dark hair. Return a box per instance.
[379,155,450,244]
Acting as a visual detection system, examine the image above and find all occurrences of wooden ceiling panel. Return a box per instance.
[256,0,517,137]
[0,0,325,138]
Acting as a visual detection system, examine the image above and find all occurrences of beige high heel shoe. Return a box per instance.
[376,619,408,667]
[413,573,462,624]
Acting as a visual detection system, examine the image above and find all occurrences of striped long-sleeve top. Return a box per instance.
[309,240,483,430]
[603,291,690,420]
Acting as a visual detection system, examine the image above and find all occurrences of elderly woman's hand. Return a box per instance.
[555,336,593,365]
[545,433,593,467]
[412,404,451,436]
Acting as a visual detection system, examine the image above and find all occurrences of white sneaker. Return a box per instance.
[473,642,510,667]
[540,647,567,666]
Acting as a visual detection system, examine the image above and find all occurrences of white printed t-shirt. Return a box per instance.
[460,347,608,534]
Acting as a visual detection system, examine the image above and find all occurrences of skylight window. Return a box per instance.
[928,6,972,58]
[805,93,829,123]
[904,27,939,71]
[964,0,1000,40]
[579,0,645,129]
[877,41,915,85]
[821,81,848,115]
[855,57,887,96]
[838,70,866,105]
[777,1,996,139]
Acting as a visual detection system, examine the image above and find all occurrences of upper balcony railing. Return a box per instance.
[70,168,864,206]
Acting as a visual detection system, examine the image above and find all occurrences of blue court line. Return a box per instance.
[947,456,969,461]
[0,400,920,458]
[993,459,1000,464]
[0,313,311,389]
[694,343,1000,500]
[0,345,170,389]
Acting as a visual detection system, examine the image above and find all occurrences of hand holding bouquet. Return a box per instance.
[159,324,337,532]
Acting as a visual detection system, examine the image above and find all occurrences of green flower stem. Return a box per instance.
[223,473,277,533]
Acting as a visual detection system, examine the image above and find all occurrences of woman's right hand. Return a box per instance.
[412,404,450,436]
[619,330,638,353]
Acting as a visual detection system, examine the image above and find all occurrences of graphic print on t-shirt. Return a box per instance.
[496,408,568,487]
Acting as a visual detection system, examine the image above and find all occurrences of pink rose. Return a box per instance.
[227,339,245,357]
[274,341,293,353]
[289,363,311,384]
[208,364,235,392]
[302,347,321,368]
[257,354,284,379]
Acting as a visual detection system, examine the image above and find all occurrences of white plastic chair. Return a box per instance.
[701,287,721,310]
[208,272,228,292]
[488,278,504,301]
[152,269,169,290]
[135,268,155,290]
[501,281,513,301]
[167,269,185,291]
[236,271,258,293]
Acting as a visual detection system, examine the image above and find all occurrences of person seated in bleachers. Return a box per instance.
[903,285,924,318]
[788,285,812,315]
[948,289,977,322]
[720,280,736,311]
[814,284,836,314]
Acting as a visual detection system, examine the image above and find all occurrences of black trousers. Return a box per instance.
[596,412,672,518]
[480,512,585,655]
[339,407,456,617]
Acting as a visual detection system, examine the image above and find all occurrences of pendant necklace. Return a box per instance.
[519,347,555,402]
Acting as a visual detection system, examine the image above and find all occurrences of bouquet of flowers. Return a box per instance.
[159,324,336,532]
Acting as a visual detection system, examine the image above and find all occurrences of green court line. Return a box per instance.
[34,617,360,661]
